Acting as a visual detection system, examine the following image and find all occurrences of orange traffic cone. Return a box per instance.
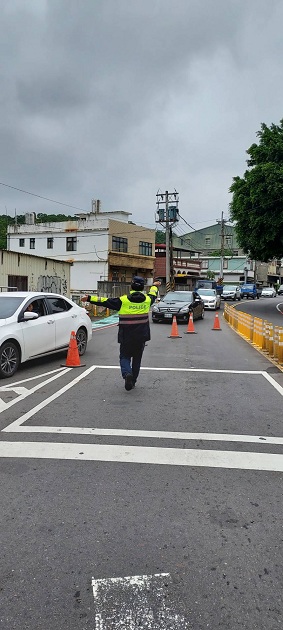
[168,315,182,338]
[212,312,222,331]
[185,312,197,334]
[61,330,86,367]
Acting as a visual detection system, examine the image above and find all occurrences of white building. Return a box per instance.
[7,203,156,293]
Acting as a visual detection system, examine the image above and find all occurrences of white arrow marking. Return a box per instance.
[0,386,28,395]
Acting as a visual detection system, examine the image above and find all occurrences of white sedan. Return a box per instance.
[0,292,92,378]
[261,287,276,298]
[196,288,221,310]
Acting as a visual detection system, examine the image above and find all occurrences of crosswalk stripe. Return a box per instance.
[1,441,283,471]
[5,425,283,445]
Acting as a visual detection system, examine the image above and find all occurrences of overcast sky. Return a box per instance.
[1,0,282,237]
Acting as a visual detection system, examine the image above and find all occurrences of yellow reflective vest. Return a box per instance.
[88,286,158,343]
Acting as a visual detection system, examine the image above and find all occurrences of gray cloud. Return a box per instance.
[0,0,283,230]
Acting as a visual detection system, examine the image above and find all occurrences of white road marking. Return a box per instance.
[0,368,71,414]
[92,573,169,598]
[0,386,29,412]
[276,302,283,315]
[2,368,282,433]
[2,367,68,387]
[92,365,264,374]
[2,366,96,431]
[91,573,189,629]
[6,424,283,445]
[2,441,283,471]
[0,386,29,395]
[262,371,283,396]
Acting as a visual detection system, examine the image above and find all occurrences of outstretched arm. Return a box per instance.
[81,295,122,311]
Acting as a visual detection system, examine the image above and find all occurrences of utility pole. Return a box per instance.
[156,190,179,292]
[216,211,229,285]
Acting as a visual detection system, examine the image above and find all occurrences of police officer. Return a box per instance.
[82,277,161,390]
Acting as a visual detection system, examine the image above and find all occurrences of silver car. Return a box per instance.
[222,285,241,301]
[261,287,276,297]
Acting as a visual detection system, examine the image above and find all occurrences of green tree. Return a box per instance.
[155,229,166,244]
[36,213,76,223]
[206,270,215,280]
[229,120,283,262]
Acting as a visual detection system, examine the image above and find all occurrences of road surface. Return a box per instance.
[0,309,283,629]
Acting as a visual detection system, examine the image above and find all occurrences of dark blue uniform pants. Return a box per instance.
[119,341,145,383]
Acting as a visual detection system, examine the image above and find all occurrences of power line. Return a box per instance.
[0,181,90,212]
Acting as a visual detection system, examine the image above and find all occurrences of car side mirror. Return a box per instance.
[23,311,39,321]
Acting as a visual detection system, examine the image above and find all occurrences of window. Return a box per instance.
[24,298,47,317]
[19,238,25,247]
[66,237,77,252]
[201,260,209,269]
[47,237,54,249]
[46,297,72,313]
[8,275,28,291]
[30,238,35,249]
[205,237,211,246]
[112,236,128,253]
[225,236,232,246]
[139,241,152,256]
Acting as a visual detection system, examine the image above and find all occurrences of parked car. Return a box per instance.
[222,285,241,301]
[0,292,92,378]
[196,288,221,310]
[240,284,261,299]
[152,290,204,323]
[278,285,283,296]
[261,287,276,298]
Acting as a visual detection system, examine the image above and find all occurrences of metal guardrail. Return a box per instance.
[224,303,283,366]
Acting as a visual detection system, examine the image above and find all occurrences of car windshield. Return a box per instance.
[163,292,193,303]
[242,284,253,289]
[223,286,236,291]
[0,297,24,319]
[197,289,215,296]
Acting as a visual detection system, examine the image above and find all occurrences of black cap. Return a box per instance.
[131,276,145,290]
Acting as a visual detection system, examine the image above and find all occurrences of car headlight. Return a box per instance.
[179,305,190,313]
[152,305,160,312]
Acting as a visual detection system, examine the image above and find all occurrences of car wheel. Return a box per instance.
[201,309,204,319]
[233,295,236,301]
[76,327,88,356]
[0,341,20,378]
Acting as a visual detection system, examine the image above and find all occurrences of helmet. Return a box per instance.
[131,276,145,291]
